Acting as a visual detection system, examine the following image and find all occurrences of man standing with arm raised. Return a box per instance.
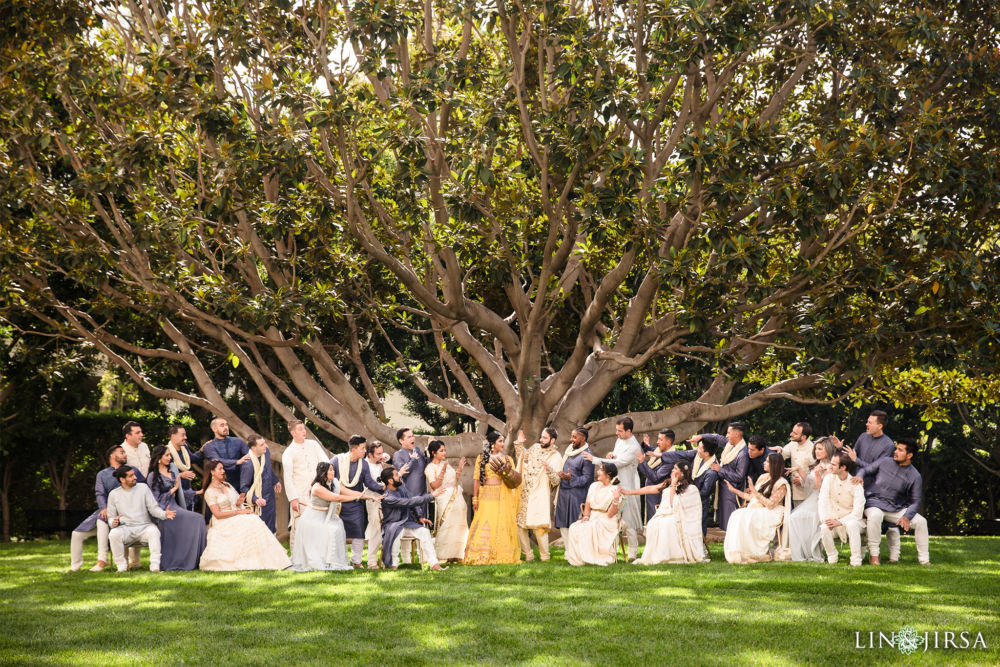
[393,428,429,516]
[514,427,563,562]
[583,416,643,561]
[202,417,249,488]
[776,422,814,508]
[833,409,899,556]
[637,429,682,523]
[706,422,749,532]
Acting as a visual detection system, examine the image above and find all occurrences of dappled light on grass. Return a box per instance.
[1,539,998,665]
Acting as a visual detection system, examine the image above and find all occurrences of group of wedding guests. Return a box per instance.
[67,409,930,573]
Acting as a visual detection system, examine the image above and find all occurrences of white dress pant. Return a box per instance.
[819,519,864,566]
[70,520,109,570]
[391,527,439,567]
[109,524,162,571]
[70,522,141,570]
[365,500,382,567]
[865,507,929,564]
[518,527,550,560]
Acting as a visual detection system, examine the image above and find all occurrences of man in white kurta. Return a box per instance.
[364,441,389,567]
[282,420,329,551]
[106,467,175,572]
[121,420,151,478]
[778,422,815,507]
[584,417,642,560]
[514,428,563,562]
[818,453,865,566]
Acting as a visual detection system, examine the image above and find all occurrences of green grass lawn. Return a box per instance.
[1,537,997,665]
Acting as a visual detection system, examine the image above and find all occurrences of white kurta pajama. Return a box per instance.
[781,439,815,505]
[818,473,866,565]
[122,441,152,478]
[590,436,642,559]
[282,438,328,550]
[106,484,167,571]
[516,444,563,561]
[364,458,385,567]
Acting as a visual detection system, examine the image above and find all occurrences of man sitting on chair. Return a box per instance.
[106,467,176,572]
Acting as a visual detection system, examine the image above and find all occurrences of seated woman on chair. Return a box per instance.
[564,463,624,566]
[625,461,706,564]
[723,453,791,564]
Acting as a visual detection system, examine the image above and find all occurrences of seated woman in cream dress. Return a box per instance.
[625,460,706,564]
[199,459,291,571]
[788,437,836,562]
[292,461,374,572]
[723,453,792,564]
[564,463,624,566]
[425,440,468,563]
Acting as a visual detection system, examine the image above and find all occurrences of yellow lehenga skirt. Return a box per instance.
[463,483,521,565]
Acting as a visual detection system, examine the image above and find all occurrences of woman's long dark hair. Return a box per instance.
[759,453,786,498]
[673,460,693,495]
[479,432,502,484]
[312,461,334,491]
[203,459,226,489]
[147,444,170,492]
[599,462,619,484]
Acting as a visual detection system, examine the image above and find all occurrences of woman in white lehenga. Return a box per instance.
[788,437,836,562]
[291,462,373,572]
[626,461,706,564]
[723,453,792,564]
[564,463,624,566]
[425,440,468,563]
[199,459,292,571]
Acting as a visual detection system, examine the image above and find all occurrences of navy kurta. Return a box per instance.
[637,449,683,519]
[553,447,595,529]
[393,446,430,516]
[203,436,249,488]
[852,433,895,496]
[74,465,146,533]
[710,436,749,531]
[860,459,923,519]
[380,485,433,568]
[330,456,384,539]
[239,450,278,533]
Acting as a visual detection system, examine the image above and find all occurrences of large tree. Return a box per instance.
[2,0,999,459]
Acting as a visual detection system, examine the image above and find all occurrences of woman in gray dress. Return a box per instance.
[291,462,374,572]
[146,445,207,570]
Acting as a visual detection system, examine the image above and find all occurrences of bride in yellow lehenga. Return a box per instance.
[463,432,521,565]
